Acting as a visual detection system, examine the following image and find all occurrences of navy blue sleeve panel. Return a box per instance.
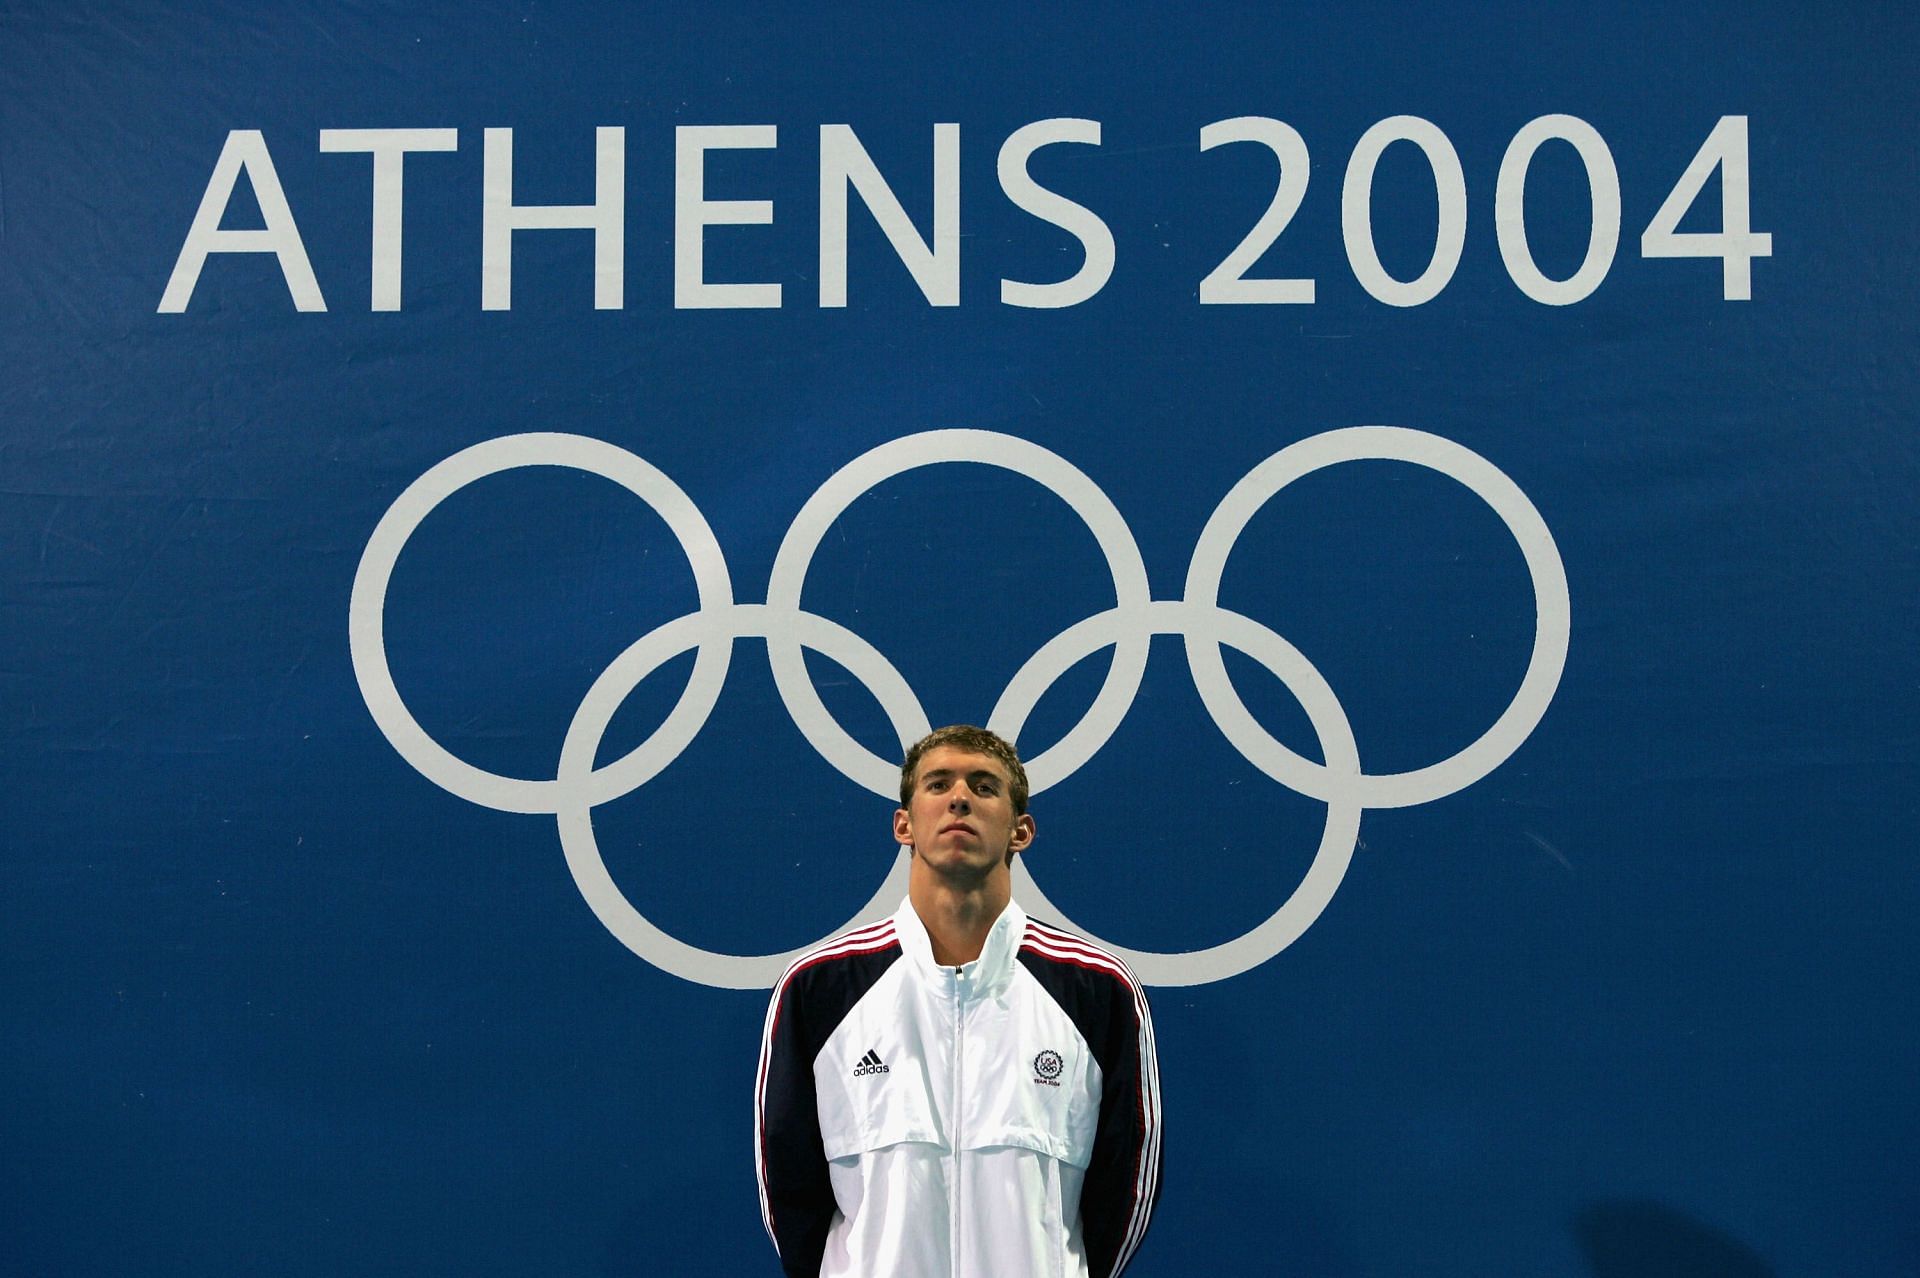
[1019,923,1164,1278]
[755,929,901,1278]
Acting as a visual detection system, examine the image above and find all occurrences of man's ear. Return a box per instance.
[1010,813,1035,853]
[894,807,913,851]
[1004,813,1036,867]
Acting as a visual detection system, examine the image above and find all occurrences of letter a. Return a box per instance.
[158,130,326,313]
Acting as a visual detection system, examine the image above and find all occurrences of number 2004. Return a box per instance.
[1202,114,1770,306]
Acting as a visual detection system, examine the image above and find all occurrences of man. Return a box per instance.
[755,725,1162,1278]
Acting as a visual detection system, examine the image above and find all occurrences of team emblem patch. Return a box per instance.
[1032,1049,1064,1085]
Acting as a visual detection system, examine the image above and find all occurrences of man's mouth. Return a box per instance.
[941,822,978,836]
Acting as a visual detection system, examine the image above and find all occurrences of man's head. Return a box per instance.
[898,725,1029,816]
[895,725,1034,871]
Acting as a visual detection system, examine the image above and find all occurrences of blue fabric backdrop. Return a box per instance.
[3,4,1915,1274]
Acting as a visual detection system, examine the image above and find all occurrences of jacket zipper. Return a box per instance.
[951,967,966,1277]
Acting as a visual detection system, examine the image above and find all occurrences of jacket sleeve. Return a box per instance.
[755,973,839,1277]
[1079,973,1163,1278]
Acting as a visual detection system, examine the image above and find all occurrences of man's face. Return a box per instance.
[894,745,1036,879]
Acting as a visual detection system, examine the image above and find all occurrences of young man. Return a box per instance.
[755,725,1162,1278]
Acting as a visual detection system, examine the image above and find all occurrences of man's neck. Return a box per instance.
[908,873,1011,968]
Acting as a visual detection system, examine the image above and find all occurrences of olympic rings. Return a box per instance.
[348,426,1569,989]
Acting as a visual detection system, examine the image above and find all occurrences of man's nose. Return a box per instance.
[948,787,971,811]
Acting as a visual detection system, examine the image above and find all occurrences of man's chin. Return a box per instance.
[915,850,1005,884]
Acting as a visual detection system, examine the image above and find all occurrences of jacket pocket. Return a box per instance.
[959,1043,1098,1170]
[816,1058,949,1162]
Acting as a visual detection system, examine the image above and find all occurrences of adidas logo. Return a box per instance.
[852,1049,890,1077]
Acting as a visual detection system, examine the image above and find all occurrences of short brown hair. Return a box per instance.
[899,725,1029,815]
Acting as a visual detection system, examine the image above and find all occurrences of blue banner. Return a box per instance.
[4,4,1915,1275]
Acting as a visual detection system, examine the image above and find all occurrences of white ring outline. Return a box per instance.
[348,425,1569,988]
[1184,427,1571,809]
[555,607,919,989]
[348,433,736,815]
[765,429,1153,799]
[1001,601,1363,987]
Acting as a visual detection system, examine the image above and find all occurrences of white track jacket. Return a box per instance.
[755,898,1162,1278]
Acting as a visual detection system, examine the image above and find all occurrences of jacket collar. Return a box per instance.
[893,894,1027,998]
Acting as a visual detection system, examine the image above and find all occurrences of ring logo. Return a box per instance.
[1033,1050,1065,1086]
[350,427,1569,991]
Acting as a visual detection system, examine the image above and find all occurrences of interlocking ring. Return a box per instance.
[349,426,1569,989]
